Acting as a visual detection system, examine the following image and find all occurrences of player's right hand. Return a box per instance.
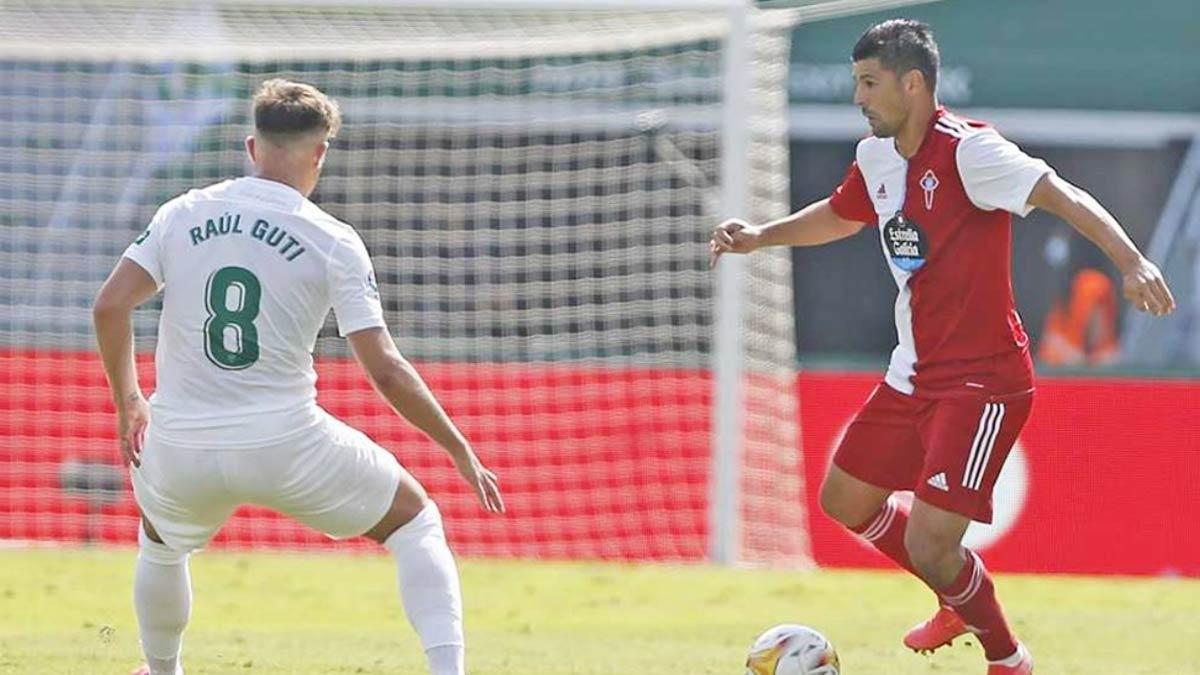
[709,218,762,268]
[454,450,505,514]
[117,391,150,468]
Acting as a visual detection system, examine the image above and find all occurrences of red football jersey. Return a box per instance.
[829,107,1053,399]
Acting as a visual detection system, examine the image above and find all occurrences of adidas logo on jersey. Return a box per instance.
[926,472,950,492]
[876,183,888,199]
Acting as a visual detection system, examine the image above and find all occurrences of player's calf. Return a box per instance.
[903,500,970,588]
[904,532,966,589]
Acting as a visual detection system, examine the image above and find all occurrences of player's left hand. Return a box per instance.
[117,392,150,468]
[1122,256,1176,317]
[453,450,505,514]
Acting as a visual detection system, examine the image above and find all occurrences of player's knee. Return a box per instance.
[365,472,433,543]
[384,501,446,550]
[405,500,443,535]
[818,481,845,524]
[138,523,188,566]
[819,475,868,528]
[393,481,431,521]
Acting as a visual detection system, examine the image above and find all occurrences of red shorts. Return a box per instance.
[832,383,1033,523]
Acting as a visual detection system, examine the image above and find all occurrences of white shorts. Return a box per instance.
[131,411,402,552]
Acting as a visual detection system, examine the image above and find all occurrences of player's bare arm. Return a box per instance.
[1027,173,1176,317]
[708,198,866,267]
[92,258,159,467]
[347,326,504,513]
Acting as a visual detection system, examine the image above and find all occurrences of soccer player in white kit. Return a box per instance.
[92,79,504,675]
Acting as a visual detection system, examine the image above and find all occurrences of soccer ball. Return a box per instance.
[745,624,840,675]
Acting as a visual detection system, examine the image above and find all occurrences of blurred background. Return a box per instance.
[0,0,1196,581]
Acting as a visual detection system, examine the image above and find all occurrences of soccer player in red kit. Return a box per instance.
[710,19,1175,675]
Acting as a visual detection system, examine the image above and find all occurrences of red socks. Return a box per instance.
[850,495,923,579]
[941,550,1019,661]
[849,498,1019,662]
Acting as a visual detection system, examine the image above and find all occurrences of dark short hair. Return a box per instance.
[852,19,939,91]
[253,78,342,141]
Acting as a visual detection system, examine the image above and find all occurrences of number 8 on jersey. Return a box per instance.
[204,266,262,370]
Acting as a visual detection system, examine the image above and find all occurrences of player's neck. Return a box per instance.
[893,98,938,159]
[251,170,314,198]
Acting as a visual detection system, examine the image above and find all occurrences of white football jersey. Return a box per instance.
[123,177,386,448]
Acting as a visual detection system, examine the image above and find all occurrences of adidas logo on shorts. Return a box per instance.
[926,472,950,492]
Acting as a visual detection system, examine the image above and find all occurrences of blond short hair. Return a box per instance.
[252,78,342,144]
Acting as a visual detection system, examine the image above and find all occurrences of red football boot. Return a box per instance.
[903,605,970,654]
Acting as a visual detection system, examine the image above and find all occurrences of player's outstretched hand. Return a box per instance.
[1123,256,1176,317]
[709,218,762,268]
[454,450,505,514]
[117,392,150,468]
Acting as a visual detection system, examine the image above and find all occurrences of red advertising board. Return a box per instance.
[1,349,1196,575]
[799,372,1200,577]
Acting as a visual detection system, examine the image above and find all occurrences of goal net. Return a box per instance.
[0,0,805,565]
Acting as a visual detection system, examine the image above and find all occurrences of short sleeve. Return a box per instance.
[121,204,170,288]
[327,233,387,337]
[957,130,1054,217]
[828,161,877,225]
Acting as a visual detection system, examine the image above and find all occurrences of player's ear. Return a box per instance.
[315,140,329,170]
[903,69,929,96]
[245,135,257,163]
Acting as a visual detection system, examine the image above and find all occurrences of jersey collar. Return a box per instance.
[906,105,948,161]
[237,176,307,212]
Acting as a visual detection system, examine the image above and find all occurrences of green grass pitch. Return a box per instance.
[2,548,1198,674]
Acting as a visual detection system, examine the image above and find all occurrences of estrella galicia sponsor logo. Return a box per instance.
[884,211,927,272]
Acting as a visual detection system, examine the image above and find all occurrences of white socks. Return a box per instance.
[133,506,464,675]
[989,643,1030,667]
[426,644,466,675]
[383,503,466,675]
[134,525,191,675]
